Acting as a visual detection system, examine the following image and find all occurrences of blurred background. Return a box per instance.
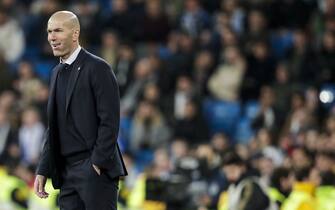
[0,0,334,210]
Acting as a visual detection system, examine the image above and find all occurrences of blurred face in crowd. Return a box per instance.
[137,101,154,120]
[260,86,274,107]
[18,61,34,79]
[184,101,196,118]
[179,33,193,51]
[235,144,249,160]
[146,0,161,18]
[153,149,171,172]
[316,153,334,172]
[276,63,289,83]
[309,168,321,186]
[119,44,134,60]
[291,93,305,110]
[292,148,311,169]
[211,133,229,152]
[36,84,49,102]
[252,42,268,60]
[223,164,245,182]
[0,108,8,126]
[325,17,335,31]
[0,10,8,25]
[215,12,230,31]
[256,128,272,147]
[102,31,118,49]
[323,31,335,51]
[196,145,213,158]
[324,0,335,14]
[257,157,274,177]
[171,139,188,160]
[134,58,152,79]
[22,108,40,127]
[41,0,59,15]
[176,76,192,92]
[1,0,15,8]
[143,83,160,102]
[281,173,294,192]
[293,30,307,49]
[185,0,200,12]
[248,10,266,32]
[47,11,80,60]
[196,145,215,165]
[112,0,128,13]
[195,51,213,71]
[326,115,335,133]
[220,27,237,46]
[222,0,237,13]
[305,129,318,151]
[224,46,240,64]
[0,91,16,111]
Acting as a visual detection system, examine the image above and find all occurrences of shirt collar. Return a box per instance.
[60,46,82,65]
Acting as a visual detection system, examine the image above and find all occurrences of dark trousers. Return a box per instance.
[59,158,119,210]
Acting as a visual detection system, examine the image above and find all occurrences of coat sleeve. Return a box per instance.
[90,61,120,169]
[36,128,51,177]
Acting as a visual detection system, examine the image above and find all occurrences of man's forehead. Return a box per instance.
[47,19,64,29]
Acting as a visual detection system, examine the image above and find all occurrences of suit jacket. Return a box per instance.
[37,49,127,189]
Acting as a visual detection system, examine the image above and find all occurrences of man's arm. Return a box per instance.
[34,128,51,198]
[36,128,51,176]
[90,61,120,169]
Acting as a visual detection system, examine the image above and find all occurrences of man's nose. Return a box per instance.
[49,33,56,41]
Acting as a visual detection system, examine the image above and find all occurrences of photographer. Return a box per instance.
[218,150,272,210]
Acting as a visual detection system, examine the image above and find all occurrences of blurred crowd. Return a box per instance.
[0,0,334,210]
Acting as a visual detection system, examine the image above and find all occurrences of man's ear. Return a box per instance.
[73,30,80,41]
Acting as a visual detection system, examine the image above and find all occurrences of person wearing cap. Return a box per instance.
[217,150,274,210]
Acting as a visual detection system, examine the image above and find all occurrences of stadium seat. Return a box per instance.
[270,31,294,59]
[202,98,241,138]
[134,149,154,172]
[34,61,56,82]
[244,100,260,120]
[234,117,255,144]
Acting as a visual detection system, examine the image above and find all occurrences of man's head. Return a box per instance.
[222,151,246,182]
[270,167,292,192]
[47,11,80,60]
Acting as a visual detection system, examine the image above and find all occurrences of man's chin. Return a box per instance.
[52,51,64,57]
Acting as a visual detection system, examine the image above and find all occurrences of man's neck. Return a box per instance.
[60,44,81,65]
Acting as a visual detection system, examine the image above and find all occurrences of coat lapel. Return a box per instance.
[47,63,63,120]
[65,49,86,113]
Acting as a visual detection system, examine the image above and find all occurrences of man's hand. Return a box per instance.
[92,164,101,175]
[34,175,49,198]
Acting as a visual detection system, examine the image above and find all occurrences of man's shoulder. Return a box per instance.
[82,49,110,68]
[81,50,116,79]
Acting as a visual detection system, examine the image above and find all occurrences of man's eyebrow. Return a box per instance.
[47,28,64,32]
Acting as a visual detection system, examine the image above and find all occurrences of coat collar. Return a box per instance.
[65,48,87,113]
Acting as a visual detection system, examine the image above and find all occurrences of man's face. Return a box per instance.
[47,19,76,59]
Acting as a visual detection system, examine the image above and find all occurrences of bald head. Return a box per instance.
[49,11,80,31]
[47,11,81,59]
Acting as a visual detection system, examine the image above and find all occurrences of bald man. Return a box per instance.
[34,11,127,210]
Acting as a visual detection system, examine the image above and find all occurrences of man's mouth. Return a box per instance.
[51,43,61,49]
